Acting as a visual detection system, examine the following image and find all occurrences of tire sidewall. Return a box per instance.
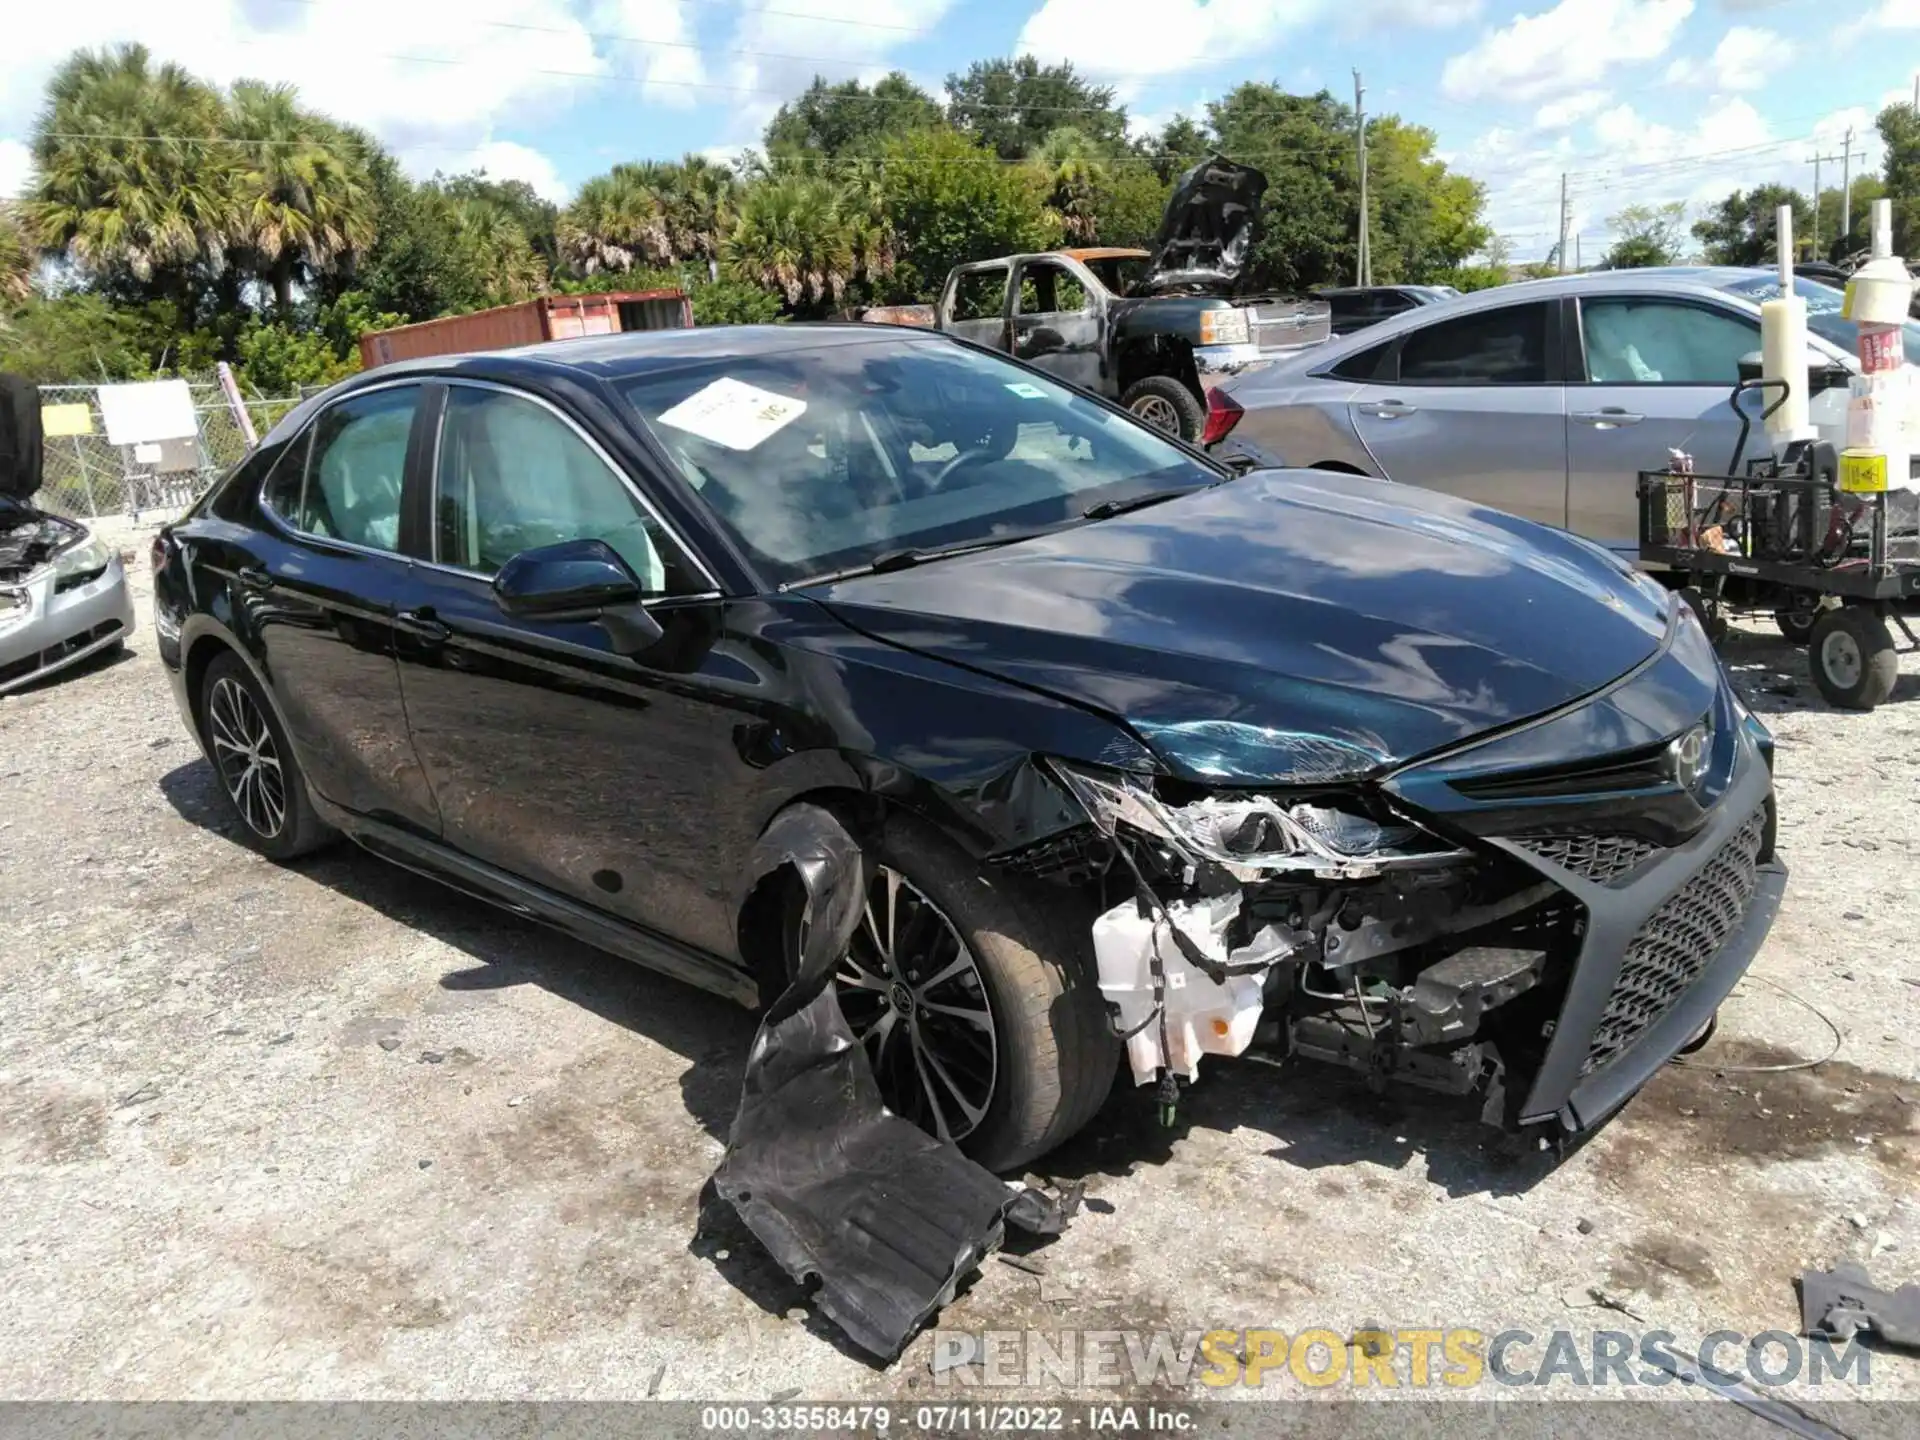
[1122,376,1205,444]
[199,650,325,859]
[1809,609,1897,710]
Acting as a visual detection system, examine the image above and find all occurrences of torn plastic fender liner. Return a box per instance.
[713,804,1072,1362]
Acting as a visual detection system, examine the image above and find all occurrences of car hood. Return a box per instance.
[812,470,1672,784]
[1141,156,1267,294]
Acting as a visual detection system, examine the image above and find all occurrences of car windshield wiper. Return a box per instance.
[784,532,1040,590]
[1080,487,1196,521]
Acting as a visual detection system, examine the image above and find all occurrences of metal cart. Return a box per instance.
[1637,377,1920,711]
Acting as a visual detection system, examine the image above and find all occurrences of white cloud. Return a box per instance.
[1441,0,1694,104]
[1016,0,1322,79]
[1859,0,1920,25]
[447,140,571,203]
[593,0,704,109]
[1347,0,1484,24]
[715,0,955,146]
[1707,26,1779,91]
[0,139,30,199]
[1533,90,1609,129]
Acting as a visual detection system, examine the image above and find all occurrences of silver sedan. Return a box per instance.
[1215,268,1917,557]
[1,509,136,694]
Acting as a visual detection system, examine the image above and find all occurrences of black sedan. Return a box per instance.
[153,324,1784,1170]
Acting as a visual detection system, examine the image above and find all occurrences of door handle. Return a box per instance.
[235,566,275,593]
[1361,401,1417,419]
[394,607,451,644]
[1572,408,1644,428]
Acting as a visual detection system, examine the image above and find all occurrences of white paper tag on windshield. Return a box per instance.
[1004,381,1045,399]
[656,377,807,451]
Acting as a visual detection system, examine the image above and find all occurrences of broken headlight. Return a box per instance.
[1049,760,1460,881]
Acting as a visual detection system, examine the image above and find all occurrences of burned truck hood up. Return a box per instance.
[812,470,1672,784]
[1,373,44,501]
[1141,155,1266,293]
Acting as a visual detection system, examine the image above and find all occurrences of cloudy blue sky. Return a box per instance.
[3,0,1916,262]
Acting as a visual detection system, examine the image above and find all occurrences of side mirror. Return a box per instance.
[493,538,642,617]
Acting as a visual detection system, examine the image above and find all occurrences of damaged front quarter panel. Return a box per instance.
[1043,758,1570,1127]
[713,803,1075,1362]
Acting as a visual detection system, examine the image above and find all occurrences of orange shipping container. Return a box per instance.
[358,290,694,369]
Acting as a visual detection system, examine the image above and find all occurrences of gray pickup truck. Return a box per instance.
[873,158,1329,443]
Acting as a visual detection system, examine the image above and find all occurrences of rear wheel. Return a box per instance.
[1773,602,1818,645]
[797,817,1116,1172]
[199,651,336,860]
[1809,607,1897,710]
[1121,375,1205,443]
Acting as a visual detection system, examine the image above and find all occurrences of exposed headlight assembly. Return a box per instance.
[1049,760,1461,881]
[51,533,112,582]
[1198,307,1250,347]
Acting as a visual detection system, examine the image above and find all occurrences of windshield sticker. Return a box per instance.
[1004,381,1046,399]
[656,377,808,450]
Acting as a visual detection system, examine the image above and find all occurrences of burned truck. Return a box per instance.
[924,156,1329,442]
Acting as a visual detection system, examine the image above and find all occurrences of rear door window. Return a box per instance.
[953,268,1010,321]
[265,386,419,551]
[1396,303,1550,384]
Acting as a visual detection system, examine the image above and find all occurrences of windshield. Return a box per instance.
[1718,274,1920,365]
[620,336,1219,587]
[1085,256,1151,295]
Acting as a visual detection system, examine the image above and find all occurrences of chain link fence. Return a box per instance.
[35,378,315,523]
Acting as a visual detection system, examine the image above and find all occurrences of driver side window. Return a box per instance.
[434,386,698,594]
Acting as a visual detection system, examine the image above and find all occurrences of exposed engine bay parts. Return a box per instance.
[713,806,1076,1361]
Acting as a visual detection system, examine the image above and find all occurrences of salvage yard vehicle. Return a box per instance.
[1213,268,1912,562]
[1,375,137,694]
[1315,283,1460,336]
[154,324,1784,1171]
[925,156,1329,443]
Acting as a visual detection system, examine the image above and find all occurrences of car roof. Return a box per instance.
[1059,247,1151,262]
[341,322,939,387]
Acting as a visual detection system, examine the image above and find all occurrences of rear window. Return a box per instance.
[1327,341,1392,380]
[1397,303,1549,384]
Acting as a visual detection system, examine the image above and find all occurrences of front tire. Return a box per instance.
[1121,375,1205,442]
[806,816,1117,1172]
[199,651,336,860]
[1809,607,1898,710]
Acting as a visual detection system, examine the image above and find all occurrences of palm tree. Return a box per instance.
[25,45,239,305]
[558,164,672,275]
[723,174,854,309]
[451,197,548,305]
[0,205,33,303]
[1027,127,1107,246]
[223,81,376,316]
[658,155,737,273]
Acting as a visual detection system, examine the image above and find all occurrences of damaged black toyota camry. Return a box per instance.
[153,325,1785,1175]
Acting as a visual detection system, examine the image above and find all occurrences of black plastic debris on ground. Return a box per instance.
[712,806,1075,1361]
[1800,1261,1920,1351]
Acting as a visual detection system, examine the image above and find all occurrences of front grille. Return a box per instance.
[1514,833,1660,886]
[1580,807,1767,1076]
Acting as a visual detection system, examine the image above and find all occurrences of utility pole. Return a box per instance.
[1808,150,1839,256]
[1354,69,1370,287]
[1843,126,1857,249]
[1557,174,1570,274]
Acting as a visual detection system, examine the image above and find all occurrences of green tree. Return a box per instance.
[688,277,783,325]
[723,174,854,310]
[1810,177,1886,261]
[559,164,672,275]
[223,81,376,315]
[1879,101,1920,252]
[1206,85,1351,289]
[25,45,239,327]
[1364,118,1489,282]
[1027,127,1108,245]
[764,73,942,159]
[1091,164,1172,251]
[945,57,1126,162]
[1603,202,1688,268]
[1691,185,1810,266]
[0,206,32,304]
[439,172,559,268]
[1136,114,1211,184]
[0,292,155,381]
[875,127,1057,300]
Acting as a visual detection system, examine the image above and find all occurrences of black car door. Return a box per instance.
[392,379,752,960]
[250,381,441,831]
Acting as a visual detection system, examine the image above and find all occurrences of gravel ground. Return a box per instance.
[2,528,1917,1417]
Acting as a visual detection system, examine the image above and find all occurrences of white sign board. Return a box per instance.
[97,379,198,446]
[655,377,807,451]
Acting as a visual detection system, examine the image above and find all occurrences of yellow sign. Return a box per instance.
[1840,451,1888,494]
[41,403,94,438]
